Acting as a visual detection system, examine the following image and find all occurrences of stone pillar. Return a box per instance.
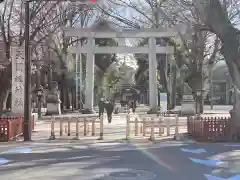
[85,37,95,113]
[167,54,172,107]
[79,54,83,109]
[148,37,158,113]
[11,46,25,115]
[75,53,79,109]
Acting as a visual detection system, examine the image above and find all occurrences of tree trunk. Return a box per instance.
[66,88,70,109]
[157,54,171,109]
[0,64,11,112]
[60,73,65,112]
[71,87,75,110]
[3,89,10,110]
[186,70,204,113]
[0,90,9,111]
[48,65,53,91]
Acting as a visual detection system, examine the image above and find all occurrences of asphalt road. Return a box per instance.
[0,140,240,180]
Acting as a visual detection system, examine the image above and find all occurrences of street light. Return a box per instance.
[23,0,31,141]
[23,0,99,141]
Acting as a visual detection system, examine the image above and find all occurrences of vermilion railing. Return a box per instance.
[0,116,35,142]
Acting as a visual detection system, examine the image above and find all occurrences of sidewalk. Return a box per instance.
[173,105,231,114]
[33,112,228,140]
[0,106,231,148]
[8,114,127,143]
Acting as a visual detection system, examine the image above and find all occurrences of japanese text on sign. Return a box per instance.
[11,46,25,114]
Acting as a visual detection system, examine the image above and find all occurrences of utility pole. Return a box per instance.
[24,0,31,141]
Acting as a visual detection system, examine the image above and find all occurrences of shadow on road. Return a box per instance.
[0,141,239,180]
[0,141,173,180]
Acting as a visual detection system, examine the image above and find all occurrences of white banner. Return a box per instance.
[160,93,168,113]
[11,46,25,114]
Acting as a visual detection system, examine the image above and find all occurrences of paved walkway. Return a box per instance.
[32,114,128,141]
[32,113,188,141]
[135,105,232,114]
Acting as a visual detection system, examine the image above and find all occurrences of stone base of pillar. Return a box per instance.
[147,107,160,114]
[81,108,96,114]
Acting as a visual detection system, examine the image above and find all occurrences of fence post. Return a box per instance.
[99,114,103,140]
[135,117,138,136]
[126,113,130,140]
[75,119,79,140]
[166,117,170,136]
[174,115,180,140]
[67,118,71,136]
[49,116,55,140]
[201,117,205,140]
[187,116,190,134]
[60,119,63,136]
[92,118,95,136]
[150,116,155,142]
[84,118,87,136]
[143,117,146,136]
[87,119,90,134]
[158,116,162,136]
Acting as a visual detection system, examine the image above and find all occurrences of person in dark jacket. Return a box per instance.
[131,100,136,113]
[105,100,114,123]
[98,98,105,118]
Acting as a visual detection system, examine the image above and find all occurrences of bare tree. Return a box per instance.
[190,0,240,88]
[0,0,75,111]
[186,0,240,131]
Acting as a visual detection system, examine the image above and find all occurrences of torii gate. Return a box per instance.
[64,26,176,113]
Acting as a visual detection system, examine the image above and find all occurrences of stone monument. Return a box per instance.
[46,81,61,115]
[181,83,196,116]
[11,46,25,115]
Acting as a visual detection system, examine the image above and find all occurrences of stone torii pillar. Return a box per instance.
[84,37,95,113]
[148,37,158,113]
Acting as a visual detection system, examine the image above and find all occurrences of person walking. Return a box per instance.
[133,100,137,113]
[130,100,137,113]
[98,98,105,118]
[105,100,114,123]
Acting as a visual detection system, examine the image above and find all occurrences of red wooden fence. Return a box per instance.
[0,116,35,142]
[187,116,230,142]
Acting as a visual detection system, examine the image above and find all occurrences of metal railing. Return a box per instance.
[126,114,182,141]
[49,114,103,140]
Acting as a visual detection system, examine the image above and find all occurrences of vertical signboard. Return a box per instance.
[160,93,168,112]
[11,46,25,114]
